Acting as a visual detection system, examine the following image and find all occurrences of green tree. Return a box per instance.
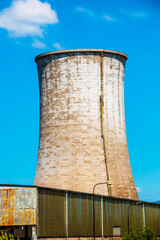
[0,232,20,240]
[122,228,158,240]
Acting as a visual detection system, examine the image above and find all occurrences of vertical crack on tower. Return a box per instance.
[100,51,112,195]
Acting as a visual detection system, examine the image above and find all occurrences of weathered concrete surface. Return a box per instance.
[0,187,37,226]
[34,49,138,200]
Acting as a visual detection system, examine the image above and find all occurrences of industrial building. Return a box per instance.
[1,49,159,239]
[0,185,160,239]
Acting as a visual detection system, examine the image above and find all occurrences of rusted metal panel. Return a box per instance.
[0,187,37,226]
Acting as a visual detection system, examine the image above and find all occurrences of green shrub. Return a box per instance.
[0,232,20,240]
[122,228,158,240]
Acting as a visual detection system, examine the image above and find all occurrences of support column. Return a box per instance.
[101,197,104,240]
[143,203,145,230]
[32,226,37,240]
[66,192,68,240]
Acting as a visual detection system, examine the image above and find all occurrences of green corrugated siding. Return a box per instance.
[68,192,93,236]
[38,189,46,236]
[121,200,128,234]
[145,203,160,235]
[154,205,160,235]
[94,196,101,236]
[37,188,160,237]
[103,198,112,236]
[68,193,101,236]
[103,198,129,236]
[38,188,66,237]
[129,204,143,231]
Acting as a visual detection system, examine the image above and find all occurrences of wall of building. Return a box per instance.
[0,185,160,239]
[37,187,160,238]
[34,49,138,200]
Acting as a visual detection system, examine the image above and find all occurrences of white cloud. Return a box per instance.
[122,9,148,19]
[53,42,65,50]
[137,187,143,193]
[32,39,46,49]
[0,0,58,37]
[75,6,116,22]
[14,165,21,169]
[76,6,94,16]
[104,15,115,21]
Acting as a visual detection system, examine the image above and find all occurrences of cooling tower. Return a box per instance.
[34,49,138,200]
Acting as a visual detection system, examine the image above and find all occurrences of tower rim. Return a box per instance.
[35,49,128,62]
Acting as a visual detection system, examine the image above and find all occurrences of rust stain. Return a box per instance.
[0,187,37,226]
[32,211,36,224]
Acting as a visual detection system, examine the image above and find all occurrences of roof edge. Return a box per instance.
[35,49,128,62]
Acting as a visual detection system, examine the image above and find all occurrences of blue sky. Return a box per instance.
[0,0,159,202]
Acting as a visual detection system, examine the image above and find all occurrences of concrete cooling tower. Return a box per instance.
[34,49,139,200]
